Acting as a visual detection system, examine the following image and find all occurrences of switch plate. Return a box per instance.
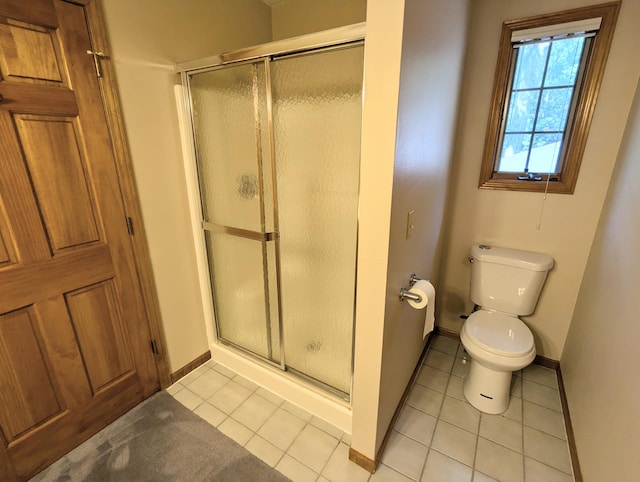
[406,210,415,239]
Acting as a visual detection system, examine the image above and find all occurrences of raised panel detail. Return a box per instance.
[0,203,16,267]
[0,308,61,442]
[15,115,100,253]
[0,20,62,84]
[0,234,9,264]
[66,281,133,392]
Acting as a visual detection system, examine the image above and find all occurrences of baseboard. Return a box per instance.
[348,447,376,473]
[170,351,212,384]
[435,327,561,370]
[434,326,460,341]
[556,365,582,482]
[534,354,559,370]
[350,333,434,474]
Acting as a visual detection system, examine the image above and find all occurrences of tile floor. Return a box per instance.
[167,335,574,482]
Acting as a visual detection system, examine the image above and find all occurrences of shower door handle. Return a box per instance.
[202,222,278,242]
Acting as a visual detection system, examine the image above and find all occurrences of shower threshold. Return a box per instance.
[210,341,352,433]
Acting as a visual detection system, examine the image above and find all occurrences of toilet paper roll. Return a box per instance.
[407,279,436,339]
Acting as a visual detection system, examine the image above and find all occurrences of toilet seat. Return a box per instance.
[463,311,534,357]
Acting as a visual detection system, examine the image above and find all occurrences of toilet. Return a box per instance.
[461,244,554,414]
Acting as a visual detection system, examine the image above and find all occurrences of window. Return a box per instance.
[479,2,620,193]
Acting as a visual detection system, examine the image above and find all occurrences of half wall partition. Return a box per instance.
[180,28,364,398]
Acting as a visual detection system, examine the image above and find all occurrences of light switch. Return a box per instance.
[406,210,415,239]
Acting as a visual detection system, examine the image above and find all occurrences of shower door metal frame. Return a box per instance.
[177,23,365,398]
[183,57,285,371]
[177,22,365,71]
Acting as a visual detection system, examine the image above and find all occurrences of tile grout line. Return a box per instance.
[449,348,483,479]
[276,413,339,479]
[456,352,482,480]
[313,436,346,482]
[181,367,355,479]
[521,371,527,482]
[177,339,572,482]
[470,413,482,482]
[174,367,351,481]
[416,344,461,482]
[424,343,485,479]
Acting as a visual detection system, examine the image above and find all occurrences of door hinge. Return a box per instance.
[86,50,107,78]
[150,339,159,355]
[126,216,135,235]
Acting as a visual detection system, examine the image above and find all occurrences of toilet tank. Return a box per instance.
[469,244,554,316]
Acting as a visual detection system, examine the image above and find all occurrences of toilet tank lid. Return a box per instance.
[471,244,554,271]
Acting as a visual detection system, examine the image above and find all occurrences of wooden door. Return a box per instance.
[0,1,159,479]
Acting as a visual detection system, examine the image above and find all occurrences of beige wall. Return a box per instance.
[351,0,404,458]
[437,0,640,359]
[351,0,469,459]
[101,0,272,372]
[270,0,366,40]
[561,79,640,482]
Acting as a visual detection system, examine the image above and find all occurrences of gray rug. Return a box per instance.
[31,392,291,481]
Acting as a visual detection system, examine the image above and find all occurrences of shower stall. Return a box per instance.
[179,26,364,399]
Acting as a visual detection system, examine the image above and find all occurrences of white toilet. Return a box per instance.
[461,244,554,414]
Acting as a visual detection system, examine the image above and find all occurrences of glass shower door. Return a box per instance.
[187,43,364,396]
[271,45,364,394]
[189,61,281,363]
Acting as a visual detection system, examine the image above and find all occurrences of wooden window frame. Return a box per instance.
[479,2,621,194]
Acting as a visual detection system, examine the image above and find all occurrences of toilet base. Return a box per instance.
[463,359,512,414]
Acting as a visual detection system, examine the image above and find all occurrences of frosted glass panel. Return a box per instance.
[190,63,268,232]
[205,232,270,359]
[191,61,279,365]
[272,45,363,394]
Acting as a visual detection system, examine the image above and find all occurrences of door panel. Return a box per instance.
[0,112,52,262]
[0,309,61,442]
[15,115,100,252]
[0,0,158,478]
[66,281,133,392]
[0,19,63,84]
[0,0,58,30]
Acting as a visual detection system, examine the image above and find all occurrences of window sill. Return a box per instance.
[478,178,575,194]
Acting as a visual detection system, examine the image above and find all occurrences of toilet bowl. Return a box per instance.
[461,310,535,413]
[460,244,553,414]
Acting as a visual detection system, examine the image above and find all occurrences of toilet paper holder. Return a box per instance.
[399,273,428,302]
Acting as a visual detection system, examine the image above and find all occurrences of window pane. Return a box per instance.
[528,133,563,173]
[505,90,540,132]
[544,37,585,87]
[498,133,532,172]
[513,42,549,90]
[536,87,573,132]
